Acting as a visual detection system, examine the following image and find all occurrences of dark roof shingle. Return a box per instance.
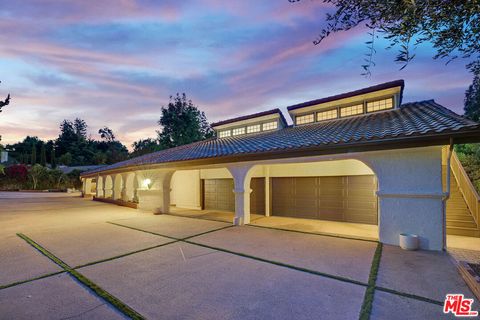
[82,100,480,176]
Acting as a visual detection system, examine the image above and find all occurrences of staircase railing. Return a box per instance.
[450,151,480,227]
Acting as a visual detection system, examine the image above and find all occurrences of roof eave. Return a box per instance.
[80,127,480,178]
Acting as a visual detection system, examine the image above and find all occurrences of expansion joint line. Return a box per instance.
[16,233,145,320]
[359,242,383,320]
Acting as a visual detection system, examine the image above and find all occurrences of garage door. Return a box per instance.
[271,175,377,225]
[250,178,265,215]
[204,179,235,212]
[203,178,266,214]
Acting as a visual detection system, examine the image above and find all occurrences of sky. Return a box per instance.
[0,0,475,149]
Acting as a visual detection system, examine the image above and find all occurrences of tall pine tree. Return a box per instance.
[31,143,37,165]
[40,144,47,167]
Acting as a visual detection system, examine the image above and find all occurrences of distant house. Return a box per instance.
[80,80,480,250]
[1,150,8,163]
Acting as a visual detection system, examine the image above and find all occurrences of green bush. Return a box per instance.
[455,143,480,193]
[0,164,84,191]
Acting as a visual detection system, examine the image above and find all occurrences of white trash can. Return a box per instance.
[399,233,419,251]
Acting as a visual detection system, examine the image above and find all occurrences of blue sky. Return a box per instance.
[0,0,474,148]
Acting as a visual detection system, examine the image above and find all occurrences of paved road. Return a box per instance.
[0,192,476,319]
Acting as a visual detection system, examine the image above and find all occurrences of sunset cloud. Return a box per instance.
[0,1,474,149]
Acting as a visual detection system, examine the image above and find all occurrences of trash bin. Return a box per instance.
[399,233,419,250]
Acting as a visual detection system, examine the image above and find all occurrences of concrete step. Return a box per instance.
[447,214,475,223]
[447,226,480,237]
[446,219,478,229]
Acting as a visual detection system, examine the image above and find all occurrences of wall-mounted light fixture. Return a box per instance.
[142,178,151,189]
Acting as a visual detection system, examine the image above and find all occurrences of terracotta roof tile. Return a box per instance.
[82,100,480,176]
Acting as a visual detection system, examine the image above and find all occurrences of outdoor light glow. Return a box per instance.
[142,179,151,189]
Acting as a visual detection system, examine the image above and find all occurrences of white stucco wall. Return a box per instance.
[359,146,444,250]
[171,170,202,210]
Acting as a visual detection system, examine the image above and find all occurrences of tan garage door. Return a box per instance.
[271,175,377,225]
[203,178,266,214]
[250,178,265,215]
[204,179,235,212]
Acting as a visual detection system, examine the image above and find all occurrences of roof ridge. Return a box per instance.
[287,79,405,111]
[211,108,285,127]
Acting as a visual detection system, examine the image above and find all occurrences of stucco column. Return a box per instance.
[360,146,444,250]
[83,178,92,197]
[132,173,139,203]
[96,175,104,198]
[264,166,271,217]
[120,173,129,201]
[104,176,112,198]
[227,164,254,225]
[136,170,175,214]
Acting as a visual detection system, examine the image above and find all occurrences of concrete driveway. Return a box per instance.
[0,192,477,319]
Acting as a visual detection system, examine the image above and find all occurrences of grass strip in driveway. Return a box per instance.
[73,240,178,269]
[16,233,145,320]
[247,224,378,243]
[0,271,66,290]
[358,242,383,320]
[107,221,234,241]
[107,221,368,287]
[374,286,444,306]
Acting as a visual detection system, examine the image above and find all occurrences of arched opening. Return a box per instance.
[259,159,378,239]
[104,175,113,198]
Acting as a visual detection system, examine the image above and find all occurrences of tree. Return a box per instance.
[464,73,480,122]
[289,1,480,76]
[157,93,213,148]
[98,127,115,142]
[29,164,46,190]
[40,144,47,167]
[31,143,37,165]
[73,118,88,139]
[59,152,72,166]
[0,81,10,113]
[51,148,57,169]
[131,138,161,157]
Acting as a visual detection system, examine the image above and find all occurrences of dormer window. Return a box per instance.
[340,104,364,118]
[367,97,393,113]
[317,109,338,121]
[232,127,245,136]
[219,130,231,138]
[262,121,278,131]
[247,124,261,133]
[296,114,314,125]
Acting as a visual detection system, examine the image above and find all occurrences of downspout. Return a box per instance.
[442,138,454,251]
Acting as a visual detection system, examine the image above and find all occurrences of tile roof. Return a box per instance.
[211,108,287,127]
[82,100,480,176]
[287,79,405,111]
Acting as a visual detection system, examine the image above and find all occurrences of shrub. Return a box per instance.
[5,164,29,181]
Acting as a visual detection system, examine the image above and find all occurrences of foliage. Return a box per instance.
[0,164,83,191]
[98,127,115,142]
[51,148,56,169]
[59,152,72,166]
[464,72,480,122]
[157,93,214,148]
[40,144,47,167]
[289,0,480,76]
[0,81,10,113]
[31,143,37,165]
[131,138,162,157]
[29,164,47,190]
[5,164,28,181]
[455,143,480,193]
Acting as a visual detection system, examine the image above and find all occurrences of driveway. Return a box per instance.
[0,192,477,319]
